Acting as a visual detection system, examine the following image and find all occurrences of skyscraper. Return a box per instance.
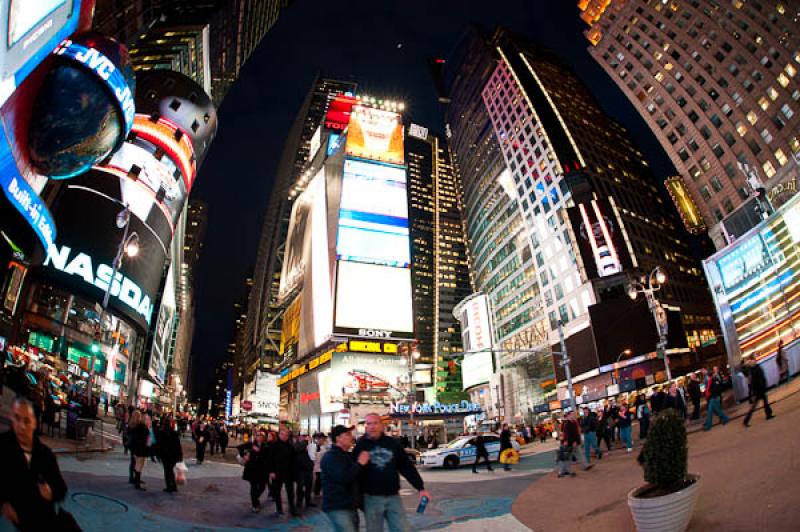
[406,124,472,401]
[242,77,357,387]
[581,0,800,248]
[446,26,719,420]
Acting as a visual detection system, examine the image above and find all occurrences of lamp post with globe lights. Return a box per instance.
[628,266,672,381]
[613,348,633,384]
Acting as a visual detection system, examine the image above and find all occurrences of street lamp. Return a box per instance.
[628,266,672,381]
[613,349,633,384]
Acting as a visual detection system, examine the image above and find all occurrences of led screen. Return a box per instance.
[334,261,414,336]
[328,352,408,404]
[461,350,493,390]
[148,264,175,385]
[345,106,404,165]
[336,159,410,267]
[8,0,66,46]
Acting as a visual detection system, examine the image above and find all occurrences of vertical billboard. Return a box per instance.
[336,159,410,267]
[279,294,301,359]
[252,371,280,419]
[278,178,313,300]
[566,197,631,279]
[454,293,493,353]
[345,106,404,165]
[665,176,706,234]
[148,264,175,385]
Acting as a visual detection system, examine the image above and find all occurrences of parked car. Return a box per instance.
[420,433,520,469]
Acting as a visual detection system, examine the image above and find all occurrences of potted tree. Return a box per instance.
[628,409,701,532]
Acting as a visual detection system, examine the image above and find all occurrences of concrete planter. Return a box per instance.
[627,474,701,532]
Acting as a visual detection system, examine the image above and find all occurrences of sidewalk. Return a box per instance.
[512,377,800,531]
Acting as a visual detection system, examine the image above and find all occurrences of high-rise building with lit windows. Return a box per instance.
[581,0,800,248]
[445,26,719,420]
[405,125,472,402]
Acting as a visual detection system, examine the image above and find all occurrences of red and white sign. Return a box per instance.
[241,400,253,411]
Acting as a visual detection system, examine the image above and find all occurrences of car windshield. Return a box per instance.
[445,437,470,449]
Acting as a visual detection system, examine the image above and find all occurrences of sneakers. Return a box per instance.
[251,506,261,513]
[626,448,633,453]
[767,414,776,420]
[583,464,594,471]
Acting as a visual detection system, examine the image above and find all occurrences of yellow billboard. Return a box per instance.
[279,294,302,358]
[345,105,404,165]
[665,176,706,234]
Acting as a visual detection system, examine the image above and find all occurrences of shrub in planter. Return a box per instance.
[636,409,691,496]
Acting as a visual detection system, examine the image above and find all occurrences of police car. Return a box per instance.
[420,433,521,469]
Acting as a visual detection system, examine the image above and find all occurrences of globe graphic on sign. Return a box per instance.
[28,33,135,179]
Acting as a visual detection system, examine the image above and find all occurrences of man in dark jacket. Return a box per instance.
[158,416,183,493]
[472,433,493,473]
[0,398,68,531]
[354,413,430,532]
[238,430,270,512]
[193,421,209,464]
[269,428,298,516]
[294,435,315,510]
[499,424,513,471]
[321,426,370,532]
[744,359,775,426]
[687,373,702,420]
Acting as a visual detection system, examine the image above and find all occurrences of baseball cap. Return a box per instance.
[330,425,354,440]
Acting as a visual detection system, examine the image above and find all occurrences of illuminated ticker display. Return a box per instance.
[130,115,196,190]
[706,194,800,362]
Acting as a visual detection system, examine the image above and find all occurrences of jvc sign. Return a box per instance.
[44,245,154,324]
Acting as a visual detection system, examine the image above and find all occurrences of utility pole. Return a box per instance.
[557,321,578,414]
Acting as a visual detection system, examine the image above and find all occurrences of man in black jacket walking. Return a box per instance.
[0,398,68,531]
[472,434,493,473]
[158,416,183,493]
[687,373,702,420]
[269,428,298,517]
[354,413,430,532]
[321,426,370,532]
[744,359,775,426]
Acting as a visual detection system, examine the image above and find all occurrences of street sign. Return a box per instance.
[241,400,252,411]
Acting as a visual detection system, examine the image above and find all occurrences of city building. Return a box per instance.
[405,124,472,402]
[581,0,800,248]
[445,26,720,423]
[242,77,357,386]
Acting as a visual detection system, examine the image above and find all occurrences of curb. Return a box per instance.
[53,445,114,455]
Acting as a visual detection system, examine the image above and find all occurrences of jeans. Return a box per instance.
[364,494,410,532]
[639,417,650,439]
[326,509,359,532]
[619,426,633,449]
[704,396,729,430]
[583,432,601,462]
[271,476,296,514]
[744,393,772,424]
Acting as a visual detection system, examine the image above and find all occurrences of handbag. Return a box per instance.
[174,462,188,485]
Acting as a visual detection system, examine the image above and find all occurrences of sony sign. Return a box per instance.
[358,329,392,338]
[44,245,154,324]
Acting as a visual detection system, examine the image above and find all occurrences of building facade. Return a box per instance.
[581,0,800,248]
[406,125,472,402]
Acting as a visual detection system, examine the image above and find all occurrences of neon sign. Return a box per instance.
[44,244,154,324]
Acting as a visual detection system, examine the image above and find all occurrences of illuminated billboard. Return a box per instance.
[252,371,280,418]
[324,95,358,131]
[279,176,314,299]
[336,159,410,267]
[454,293,493,354]
[566,197,632,280]
[665,176,706,234]
[345,106,404,165]
[328,352,408,404]
[279,294,301,359]
[461,350,493,390]
[334,260,414,338]
[148,264,175,385]
[704,193,800,366]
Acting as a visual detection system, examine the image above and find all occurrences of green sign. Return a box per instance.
[67,346,88,365]
[28,332,54,352]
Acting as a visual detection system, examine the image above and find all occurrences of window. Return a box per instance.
[767,87,779,100]
[747,111,759,125]
[710,175,723,192]
[700,185,712,201]
[775,148,788,166]
[712,144,725,157]
[762,160,776,178]
[688,138,699,152]
[736,121,748,136]
[722,103,733,116]
[723,198,735,213]
[678,148,690,161]
[700,157,711,171]
[758,96,770,110]
[781,103,794,119]
[723,131,736,147]
[786,63,797,77]
[710,114,722,127]
[778,73,790,87]
[761,128,773,144]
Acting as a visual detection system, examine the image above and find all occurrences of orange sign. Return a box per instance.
[345,106,404,165]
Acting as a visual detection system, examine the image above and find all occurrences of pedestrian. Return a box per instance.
[158,416,183,493]
[0,398,69,531]
[743,359,775,427]
[561,411,592,470]
[472,433,493,473]
[499,423,513,471]
[354,413,430,532]
[687,373,702,420]
[269,428,298,517]
[665,383,687,419]
[637,397,651,440]
[579,407,602,462]
[238,429,271,513]
[194,420,209,464]
[208,421,218,456]
[313,434,329,497]
[650,386,667,415]
[616,403,633,452]
[596,409,612,451]
[555,434,575,478]
[129,411,151,490]
[703,366,730,431]
[294,434,315,510]
[219,424,229,456]
[776,340,789,384]
[321,426,370,532]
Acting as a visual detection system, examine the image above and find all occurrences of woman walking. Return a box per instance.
[129,411,150,490]
[158,416,183,493]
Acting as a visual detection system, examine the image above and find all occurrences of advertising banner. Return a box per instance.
[345,106,404,165]
[328,352,407,404]
[279,294,301,359]
[336,159,410,267]
[454,294,493,353]
[566,197,631,280]
[252,371,280,418]
[324,95,358,132]
[279,174,314,300]
[461,350,493,390]
[148,264,175,385]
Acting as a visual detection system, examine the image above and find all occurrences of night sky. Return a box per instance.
[189,0,679,402]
